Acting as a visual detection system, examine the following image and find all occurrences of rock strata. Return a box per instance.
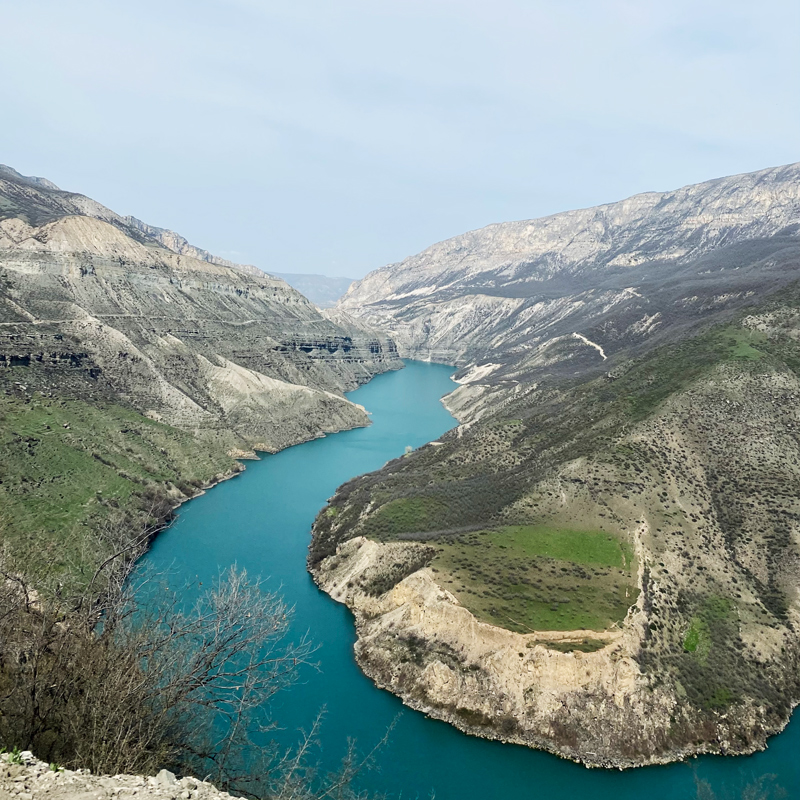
[0,166,402,453]
[338,162,800,371]
[311,538,660,767]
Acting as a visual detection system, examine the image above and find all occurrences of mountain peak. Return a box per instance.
[0,164,61,191]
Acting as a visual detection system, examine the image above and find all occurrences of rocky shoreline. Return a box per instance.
[309,536,794,769]
[350,638,792,770]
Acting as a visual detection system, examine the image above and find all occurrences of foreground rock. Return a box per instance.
[0,752,237,800]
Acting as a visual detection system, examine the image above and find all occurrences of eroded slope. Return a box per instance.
[0,165,401,454]
[338,163,800,369]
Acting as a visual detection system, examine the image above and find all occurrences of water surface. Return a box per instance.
[142,361,798,799]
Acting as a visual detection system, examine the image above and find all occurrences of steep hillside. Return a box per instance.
[311,302,800,766]
[312,164,800,766]
[0,166,401,453]
[339,163,800,373]
[0,165,400,589]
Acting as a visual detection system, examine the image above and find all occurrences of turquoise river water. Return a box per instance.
[141,361,799,799]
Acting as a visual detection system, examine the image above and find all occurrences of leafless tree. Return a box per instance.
[0,500,391,799]
[0,558,312,787]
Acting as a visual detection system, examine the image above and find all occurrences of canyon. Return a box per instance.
[4,160,800,779]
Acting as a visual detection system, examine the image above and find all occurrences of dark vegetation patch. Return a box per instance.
[370,496,451,536]
[641,589,797,719]
[358,546,435,596]
[454,707,495,728]
[541,638,608,653]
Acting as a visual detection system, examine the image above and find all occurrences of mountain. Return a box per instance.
[0,166,400,589]
[271,272,355,308]
[311,163,800,766]
[339,162,800,370]
[0,166,400,452]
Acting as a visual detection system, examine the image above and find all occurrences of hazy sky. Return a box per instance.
[2,1,798,278]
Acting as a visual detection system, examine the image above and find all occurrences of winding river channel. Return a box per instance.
[141,361,799,800]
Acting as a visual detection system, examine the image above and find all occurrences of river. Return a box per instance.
[141,361,799,800]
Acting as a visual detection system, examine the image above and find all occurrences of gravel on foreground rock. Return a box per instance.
[0,752,240,800]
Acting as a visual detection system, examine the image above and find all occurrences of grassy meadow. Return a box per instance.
[0,388,234,589]
[430,525,637,633]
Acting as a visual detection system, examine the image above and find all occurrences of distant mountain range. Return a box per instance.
[271,272,355,308]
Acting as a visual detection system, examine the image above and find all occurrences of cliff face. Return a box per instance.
[312,538,664,768]
[338,163,800,369]
[0,166,402,453]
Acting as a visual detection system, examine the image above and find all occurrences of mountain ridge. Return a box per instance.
[0,164,401,451]
[338,161,800,368]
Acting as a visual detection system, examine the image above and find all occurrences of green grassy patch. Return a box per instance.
[724,328,765,360]
[683,618,711,661]
[668,595,743,710]
[371,496,449,535]
[483,525,633,568]
[430,527,637,633]
[682,596,734,663]
[705,686,734,710]
[0,392,234,589]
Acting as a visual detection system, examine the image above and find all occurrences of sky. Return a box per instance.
[2,0,798,278]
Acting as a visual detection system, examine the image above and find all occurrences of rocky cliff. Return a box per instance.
[0,165,402,454]
[0,751,239,800]
[0,165,402,595]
